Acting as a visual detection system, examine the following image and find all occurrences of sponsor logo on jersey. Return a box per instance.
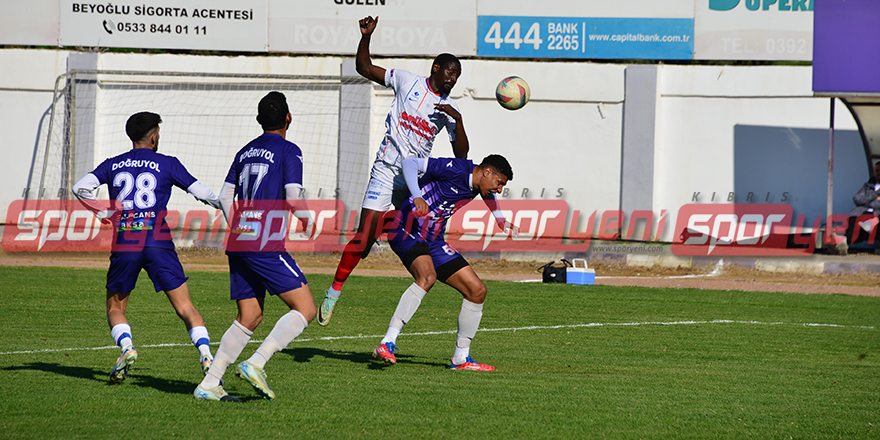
[399,111,435,141]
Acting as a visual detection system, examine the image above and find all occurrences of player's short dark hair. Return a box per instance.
[480,154,513,181]
[256,91,289,131]
[432,53,461,70]
[125,112,161,143]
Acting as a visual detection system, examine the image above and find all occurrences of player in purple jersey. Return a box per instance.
[72,112,221,384]
[371,154,513,371]
[194,92,316,402]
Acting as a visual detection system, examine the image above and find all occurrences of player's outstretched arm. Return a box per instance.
[72,173,115,222]
[187,181,221,209]
[355,16,386,85]
[286,183,314,234]
[451,117,469,159]
[218,181,235,224]
[402,157,430,216]
[481,192,518,237]
[435,103,469,158]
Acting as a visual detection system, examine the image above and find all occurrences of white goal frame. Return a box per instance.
[27,69,373,230]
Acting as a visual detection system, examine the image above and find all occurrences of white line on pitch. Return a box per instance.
[0,319,874,356]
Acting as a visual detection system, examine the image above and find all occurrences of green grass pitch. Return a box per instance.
[1,265,878,439]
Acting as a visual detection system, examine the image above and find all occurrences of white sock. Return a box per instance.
[327,287,341,299]
[382,283,427,345]
[248,310,309,369]
[110,323,133,352]
[200,320,252,389]
[188,326,212,359]
[381,326,401,345]
[452,299,483,364]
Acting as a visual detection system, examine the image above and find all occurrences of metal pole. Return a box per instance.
[827,98,835,223]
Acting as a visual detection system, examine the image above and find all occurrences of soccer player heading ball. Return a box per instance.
[319,16,512,325]
[372,154,514,371]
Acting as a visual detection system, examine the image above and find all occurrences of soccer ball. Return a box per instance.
[495,76,530,110]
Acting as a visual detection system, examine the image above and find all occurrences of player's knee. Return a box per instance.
[465,282,487,304]
[349,232,377,252]
[415,272,436,291]
[238,314,263,331]
[298,303,317,323]
[174,303,198,319]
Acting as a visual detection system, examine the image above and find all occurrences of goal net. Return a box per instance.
[27,69,373,240]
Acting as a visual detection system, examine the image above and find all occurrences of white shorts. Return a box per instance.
[361,160,408,211]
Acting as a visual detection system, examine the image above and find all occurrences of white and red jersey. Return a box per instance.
[376,68,460,168]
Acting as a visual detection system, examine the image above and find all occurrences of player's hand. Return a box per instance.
[96,210,116,226]
[298,217,312,239]
[413,197,429,217]
[203,198,222,209]
[500,220,519,238]
[434,103,461,121]
[359,16,378,36]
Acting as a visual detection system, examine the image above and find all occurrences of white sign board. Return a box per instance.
[59,0,267,52]
[477,0,695,19]
[694,0,813,61]
[267,0,476,56]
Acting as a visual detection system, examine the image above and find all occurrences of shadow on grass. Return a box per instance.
[128,373,201,395]
[4,362,108,383]
[281,347,447,369]
[2,362,221,397]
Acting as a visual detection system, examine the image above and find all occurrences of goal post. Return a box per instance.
[26,69,373,238]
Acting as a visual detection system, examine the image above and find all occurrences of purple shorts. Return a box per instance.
[106,247,188,294]
[389,233,469,282]
[228,253,308,300]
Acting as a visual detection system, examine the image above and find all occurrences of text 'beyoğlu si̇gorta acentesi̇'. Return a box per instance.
[71,4,255,20]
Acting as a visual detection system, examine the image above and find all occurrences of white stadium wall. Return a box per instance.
[653,65,860,241]
[0,49,72,220]
[0,48,863,245]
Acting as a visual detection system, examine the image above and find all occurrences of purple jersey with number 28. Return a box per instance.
[91,148,197,249]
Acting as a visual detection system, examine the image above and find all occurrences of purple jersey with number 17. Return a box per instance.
[224,132,304,254]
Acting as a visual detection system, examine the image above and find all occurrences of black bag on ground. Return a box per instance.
[539,260,572,283]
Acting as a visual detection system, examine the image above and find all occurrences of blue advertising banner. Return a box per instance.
[477,16,693,60]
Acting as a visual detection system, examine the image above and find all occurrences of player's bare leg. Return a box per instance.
[237,286,315,400]
[373,255,435,364]
[444,267,494,371]
[319,208,386,326]
[106,290,130,330]
[165,283,214,372]
[107,291,138,383]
